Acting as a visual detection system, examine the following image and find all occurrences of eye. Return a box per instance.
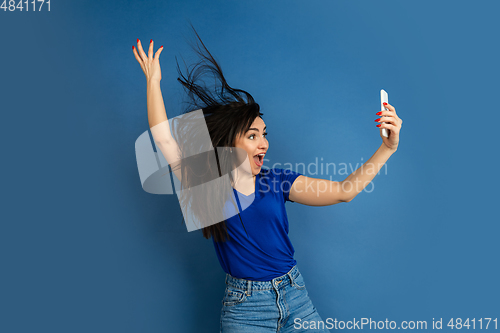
[249,132,268,140]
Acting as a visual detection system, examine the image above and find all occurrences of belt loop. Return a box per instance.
[246,280,251,296]
[287,271,294,286]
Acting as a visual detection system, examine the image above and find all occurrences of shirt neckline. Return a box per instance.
[233,171,262,199]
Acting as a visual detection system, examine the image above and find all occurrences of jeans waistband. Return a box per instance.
[225,265,300,295]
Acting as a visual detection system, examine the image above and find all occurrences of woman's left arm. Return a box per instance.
[289,102,403,206]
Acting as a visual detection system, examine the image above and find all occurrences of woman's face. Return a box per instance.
[234,116,268,176]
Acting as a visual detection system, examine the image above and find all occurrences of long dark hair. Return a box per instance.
[172,26,263,242]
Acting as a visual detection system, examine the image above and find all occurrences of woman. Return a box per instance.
[132,30,402,332]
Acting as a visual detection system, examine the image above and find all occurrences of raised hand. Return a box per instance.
[375,102,403,151]
[132,39,163,83]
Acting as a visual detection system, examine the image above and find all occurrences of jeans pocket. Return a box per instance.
[292,272,306,290]
[222,287,247,307]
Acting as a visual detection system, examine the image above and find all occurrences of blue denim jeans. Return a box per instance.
[220,265,330,332]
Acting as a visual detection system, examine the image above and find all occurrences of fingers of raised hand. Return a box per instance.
[378,122,400,134]
[379,116,399,126]
[136,39,149,63]
[135,39,162,62]
[132,45,146,73]
[379,104,402,126]
[154,46,163,59]
[383,103,396,112]
[148,39,154,61]
[379,114,403,127]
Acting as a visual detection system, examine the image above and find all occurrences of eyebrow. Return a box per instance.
[247,126,267,133]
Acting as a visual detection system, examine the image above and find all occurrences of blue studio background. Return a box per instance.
[1,0,499,332]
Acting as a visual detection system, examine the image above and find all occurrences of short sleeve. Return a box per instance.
[274,168,303,203]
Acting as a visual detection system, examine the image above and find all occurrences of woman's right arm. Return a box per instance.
[147,81,182,182]
[133,39,182,181]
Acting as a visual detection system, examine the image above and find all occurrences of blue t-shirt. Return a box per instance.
[212,167,303,281]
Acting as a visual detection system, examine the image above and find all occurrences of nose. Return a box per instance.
[259,135,268,150]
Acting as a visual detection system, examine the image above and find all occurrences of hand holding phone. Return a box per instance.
[380,89,389,138]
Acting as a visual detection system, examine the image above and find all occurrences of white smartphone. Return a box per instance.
[380,89,389,138]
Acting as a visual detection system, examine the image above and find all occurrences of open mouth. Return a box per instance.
[253,153,265,167]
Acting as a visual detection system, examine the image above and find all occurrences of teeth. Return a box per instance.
[258,153,265,156]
